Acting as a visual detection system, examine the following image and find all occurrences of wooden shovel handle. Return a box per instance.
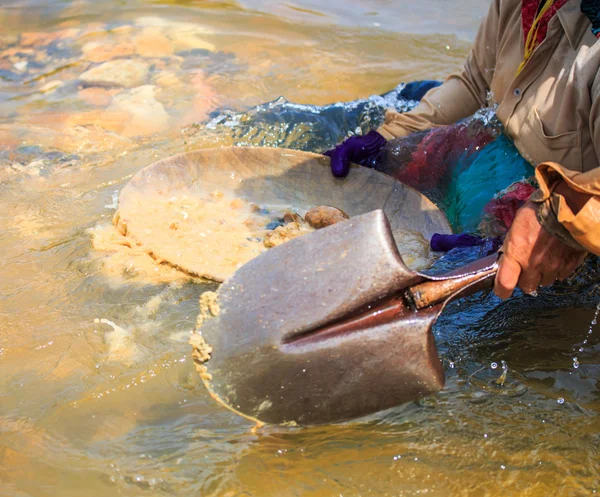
[406,259,498,310]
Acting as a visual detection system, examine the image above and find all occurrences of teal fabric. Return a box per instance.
[443,134,533,233]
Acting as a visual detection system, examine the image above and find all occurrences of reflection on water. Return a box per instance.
[0,0,598,495]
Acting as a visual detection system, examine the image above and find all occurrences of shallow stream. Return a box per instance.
[0,0,598,495]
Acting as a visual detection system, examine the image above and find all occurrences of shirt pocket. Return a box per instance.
[518,107,583,171]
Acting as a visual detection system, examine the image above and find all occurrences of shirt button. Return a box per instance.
[513,88,522,97]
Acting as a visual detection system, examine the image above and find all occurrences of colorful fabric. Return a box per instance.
[479,178,537,235]
[521,0,569,45]
[581,0,600,37]
[445,134,534,234]
[518,0,569,75]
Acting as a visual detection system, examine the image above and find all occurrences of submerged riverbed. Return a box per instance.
[1,0,599,496]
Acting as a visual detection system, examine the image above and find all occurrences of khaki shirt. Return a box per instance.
[378,0,600,253]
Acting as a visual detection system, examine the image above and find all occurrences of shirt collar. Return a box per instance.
[557,0,592,49]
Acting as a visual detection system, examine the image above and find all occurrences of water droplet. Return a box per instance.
[500,465,506,470]
[557,398,565,405]
[449,361,455,369]
[573,357,580,369]
[491,362,498,369]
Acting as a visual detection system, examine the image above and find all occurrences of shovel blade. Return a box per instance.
[200,210,446,425]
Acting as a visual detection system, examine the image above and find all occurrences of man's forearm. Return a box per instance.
[377,75,486,139]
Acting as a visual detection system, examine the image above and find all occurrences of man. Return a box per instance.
[326,0,600,299]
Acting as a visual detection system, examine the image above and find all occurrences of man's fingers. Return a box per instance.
[540,271,558,287]
[494,255,522,300]
[519,269,542,294]
[559,253,587,281]
[518,267,542,295]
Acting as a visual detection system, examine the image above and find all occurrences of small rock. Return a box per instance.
[265,220,284,230]
[170,32,215,53]
[283,212,303,224]
[111,25,134,37]
[153,71,181,88]
[20,31,59,47]
[133,28,174,58]
[28,110,130,134]
[0,123,133,155]
[79,59,150,88]
[13,61,28,73]
[264,222,314,248]
[78,87,121,107]
[305,206,350,229]
[82,41,135,63]
[133,16,214,52]
[107,85,170,137]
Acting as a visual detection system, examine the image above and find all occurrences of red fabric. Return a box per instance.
[521,0,569,46]
[393,121,495,190]
[483,182,537,230]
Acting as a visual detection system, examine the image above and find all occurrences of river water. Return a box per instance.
[1,0,599,496]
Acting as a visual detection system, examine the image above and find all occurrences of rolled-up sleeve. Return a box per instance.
[532,75,600,255]
[378,0,501,140]
[534,162,600,255]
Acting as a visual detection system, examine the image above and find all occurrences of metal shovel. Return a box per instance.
[198,209,498,426]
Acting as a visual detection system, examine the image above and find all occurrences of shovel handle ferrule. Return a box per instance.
[406,265,498,310]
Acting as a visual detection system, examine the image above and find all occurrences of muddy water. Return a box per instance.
[0,0,598,496]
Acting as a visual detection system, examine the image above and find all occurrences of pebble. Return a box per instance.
[133,16,215,52]
[20,31,58,47]
[170,32,216,53]
[18,29,79,48]
[81,41,135,62]
[30,110,129,134]
[0,123,133,155]
[107,85,170,137]
[153,71,182,88]
[78,87,121,107]
[133,28,174,58]
[79,59,150,88]
[13,61,28,72]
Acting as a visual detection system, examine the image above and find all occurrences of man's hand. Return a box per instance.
[493,201,586,299]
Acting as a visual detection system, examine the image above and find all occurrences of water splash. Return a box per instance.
[573,298,600,359]
[185,84,421,153]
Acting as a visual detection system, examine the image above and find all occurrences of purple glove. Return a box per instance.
[431,233,502,254]
[324,130,387,178]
